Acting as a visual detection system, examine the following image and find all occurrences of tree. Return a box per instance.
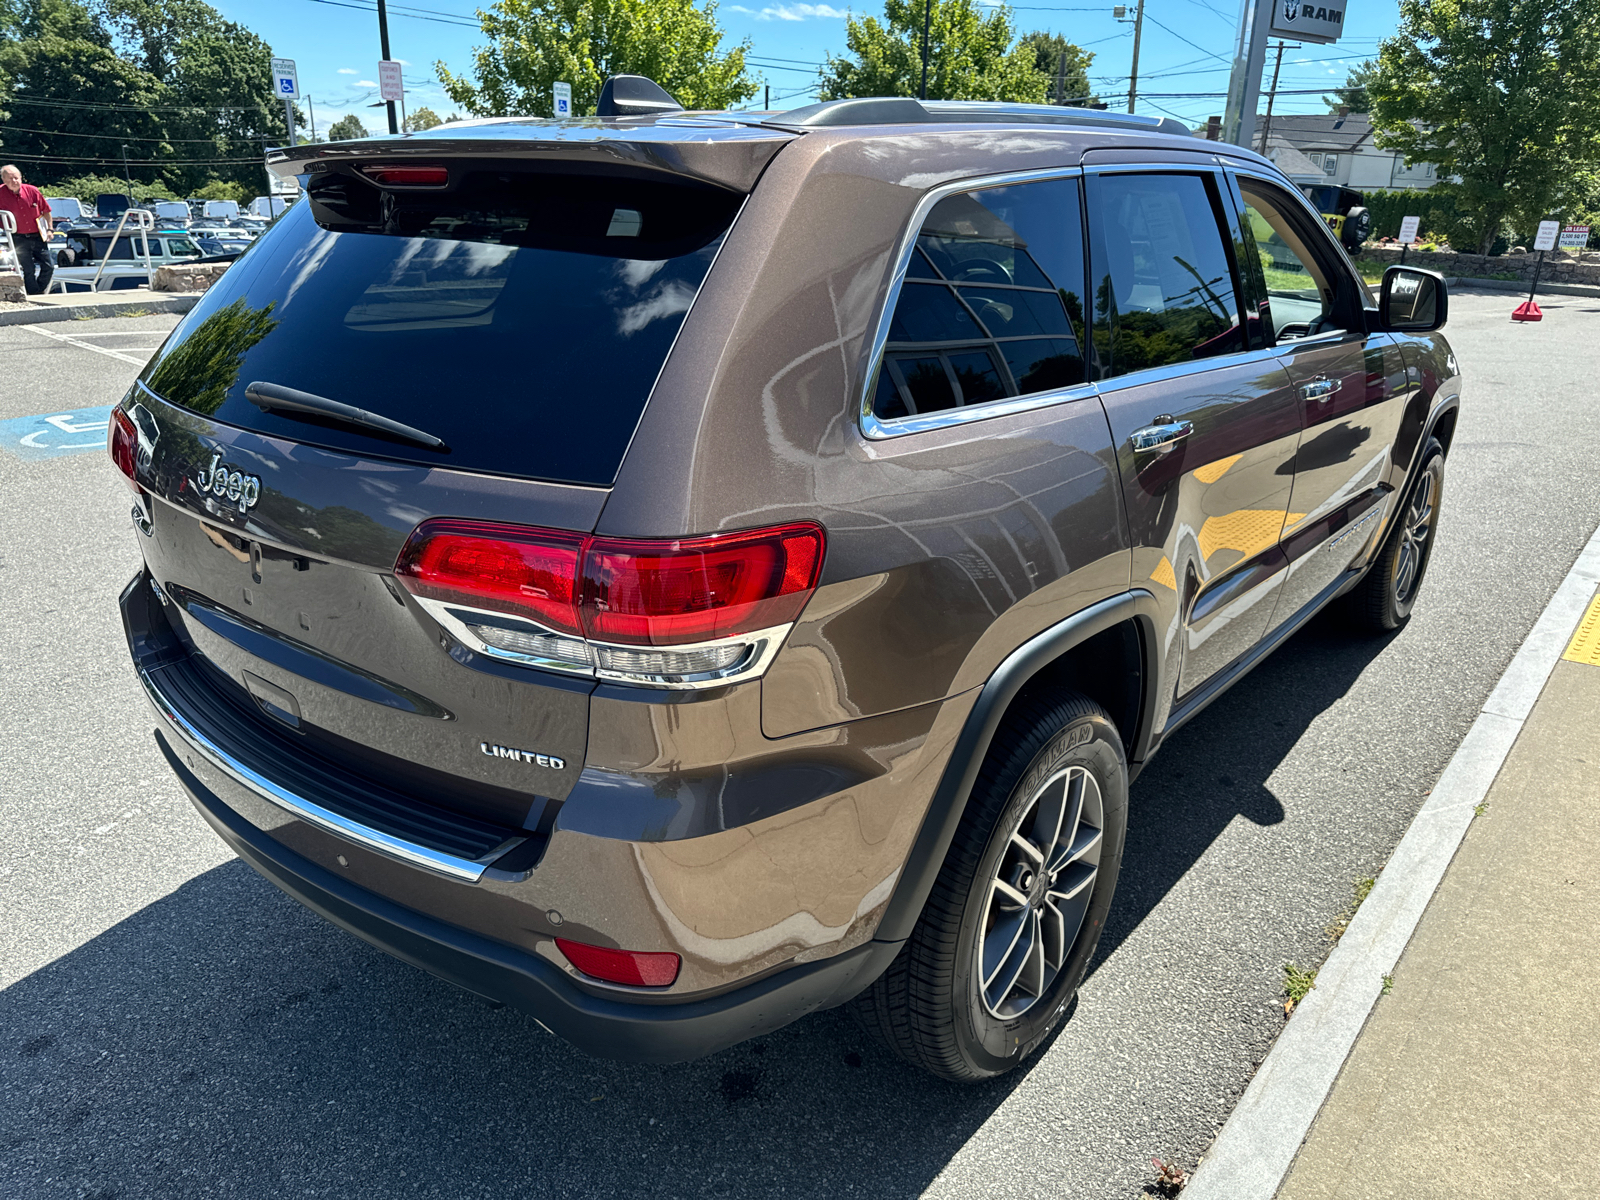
[436,0,755,118]
[404,106,443,131]
[193,177,248,202]
[1324,59,1376,113]
[327,113,367,140]
[1017,31,1095,106]
[818,0,1046,103]
[1371,0,1600,254]
[0,0,172,190]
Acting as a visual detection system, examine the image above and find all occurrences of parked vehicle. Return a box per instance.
[200,199,240,220]
[47,196,87,222]
[1300,183,1372,253]
[115,83,1458,1082]
[248,194,290,219]
[53,228,203,290]
[95,192,133,220]
[150,201,191,227]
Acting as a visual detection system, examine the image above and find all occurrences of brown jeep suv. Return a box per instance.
[113,80,1458,1081]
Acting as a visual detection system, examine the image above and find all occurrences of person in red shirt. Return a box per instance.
[1,164,56,294]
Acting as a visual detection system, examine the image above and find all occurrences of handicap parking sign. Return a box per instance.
[0,405,113,460]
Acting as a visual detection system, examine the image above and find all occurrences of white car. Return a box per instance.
[50,229,206,292]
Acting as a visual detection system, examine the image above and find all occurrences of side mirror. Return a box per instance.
[1378,265,1448,332]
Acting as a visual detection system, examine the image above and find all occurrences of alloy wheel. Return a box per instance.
[974,765,1104,1020]
[1394,467,1437,604]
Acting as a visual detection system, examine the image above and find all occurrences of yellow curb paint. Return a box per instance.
[1561,592,1600,667]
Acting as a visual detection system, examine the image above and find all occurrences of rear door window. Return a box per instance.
[871,176,1088,423]
[138,167,741,485]
[1087,172,1246,379]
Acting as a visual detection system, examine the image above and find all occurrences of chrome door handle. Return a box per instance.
[1299,377,1341,402]
[1130,417,1193,455]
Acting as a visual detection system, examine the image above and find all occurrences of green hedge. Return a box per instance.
[1359,189,1462,243]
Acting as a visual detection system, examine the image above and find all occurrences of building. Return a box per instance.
[1258,112,1438,191]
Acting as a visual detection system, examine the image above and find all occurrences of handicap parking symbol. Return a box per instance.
[0,405,113,460]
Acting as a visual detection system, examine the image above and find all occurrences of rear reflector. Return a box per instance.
[394,520,825,650]
[109,407,141,492]
[360,164,449,187]
[556,938,681,987]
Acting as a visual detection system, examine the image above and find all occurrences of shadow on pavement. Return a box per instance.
[2,613,1392,1200]
[1095,610,1396,967]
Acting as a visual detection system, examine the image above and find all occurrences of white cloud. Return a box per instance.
[750,2,846,18]
[357,79,378,87]
[337,67,358,74]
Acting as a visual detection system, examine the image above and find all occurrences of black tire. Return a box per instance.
[1344,439,1444,632]
[1343,206,1372,251]
[851,691,1128,1082]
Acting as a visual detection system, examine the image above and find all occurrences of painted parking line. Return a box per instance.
[19,322,150,365]
[0,405,113,460]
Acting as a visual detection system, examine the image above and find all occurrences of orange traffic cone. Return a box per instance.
[1512,299,1543,322]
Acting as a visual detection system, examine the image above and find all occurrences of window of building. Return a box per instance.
[871,177,1087,422]
[1307,153,1322,167]
[1322,155,1338,176]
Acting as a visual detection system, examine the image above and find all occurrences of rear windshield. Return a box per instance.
[139,167,740,484]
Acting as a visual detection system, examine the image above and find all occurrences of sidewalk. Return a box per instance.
[1276,592,1600,1199]
[0,286,201,327]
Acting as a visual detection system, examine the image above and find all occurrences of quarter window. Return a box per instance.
[871,177,1087,422]
[1089,173,1244,379]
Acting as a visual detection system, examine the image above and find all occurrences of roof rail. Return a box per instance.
[771,97,1193,137]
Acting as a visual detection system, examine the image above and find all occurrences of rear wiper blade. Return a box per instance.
[244,381,446,450]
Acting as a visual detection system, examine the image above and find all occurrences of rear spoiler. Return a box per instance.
[268,119,795,195]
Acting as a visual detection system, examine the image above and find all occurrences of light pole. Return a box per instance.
[121,144,133,199]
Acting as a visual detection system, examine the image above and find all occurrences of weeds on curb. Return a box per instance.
[119,308,150,318]
[1147,1156,1189,1195]
[72,312,95,320]
[1328,875,1378,942]
[1474,802,1490,817]
[1283,963,1317,1014]
[1381,973,1394,996]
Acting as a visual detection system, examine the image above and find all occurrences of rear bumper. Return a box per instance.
[158,729,896,1062]
[125,569,899,1062]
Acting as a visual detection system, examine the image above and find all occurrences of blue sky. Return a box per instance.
[213,0,1395,139]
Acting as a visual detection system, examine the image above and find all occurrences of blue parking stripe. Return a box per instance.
[0,405,114,460]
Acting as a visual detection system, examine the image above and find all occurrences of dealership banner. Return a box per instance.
[1269,0,1347,44]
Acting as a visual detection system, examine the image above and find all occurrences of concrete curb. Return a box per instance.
[0,295,198,327]
[1442,276,1600,299]
[1182,517,1600,1200]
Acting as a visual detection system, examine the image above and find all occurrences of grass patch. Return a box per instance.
[1283,962,1317,1014]
[1381,973,1394,996]
[118,307,150,318]
[72,311,96,320]
[1351,258,1388,284]
[1328,875,1378,942]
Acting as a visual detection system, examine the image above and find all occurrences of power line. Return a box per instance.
[0,123,269,143]
[1,151,270,165]
[1141,12,1231,63]
[7,95,278,114]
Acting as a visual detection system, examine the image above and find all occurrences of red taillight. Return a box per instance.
[109,407,141,492]
[393,520,584,635]
[392,520,825,647]
[582,525,824,646]
[556,938,681,987]
[360,164,449,187]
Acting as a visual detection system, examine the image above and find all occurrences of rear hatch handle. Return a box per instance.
[245,381,447,450]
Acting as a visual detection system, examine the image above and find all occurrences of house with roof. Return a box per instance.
[1257,112,1439,191]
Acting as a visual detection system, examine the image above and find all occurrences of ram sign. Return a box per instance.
[1269,0,1348,44]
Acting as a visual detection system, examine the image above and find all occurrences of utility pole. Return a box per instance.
[919,0,932,100]
[1256,40,1294,153]
[376,0,398,135]
[1053,43,1068,105]
[764,84,770,110]
[307,94,317,143]
[121,144,133,199]
[1115,0,1146,113]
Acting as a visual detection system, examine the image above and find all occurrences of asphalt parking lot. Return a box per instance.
[5,292,1600,1199]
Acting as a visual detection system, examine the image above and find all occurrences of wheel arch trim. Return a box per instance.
[873,590,1163,944]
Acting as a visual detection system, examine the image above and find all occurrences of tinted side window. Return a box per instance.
[1089,173,1244,380]
[872,177,1087,422]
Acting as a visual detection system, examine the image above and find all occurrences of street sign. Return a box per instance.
[1558,225,1591,251]
[554,81,572,117]
[1398,215,1421,245]
[378,60,404,103]
[1268,0,1348,45]
[271,57,299,99]
[1533,220,1560,252]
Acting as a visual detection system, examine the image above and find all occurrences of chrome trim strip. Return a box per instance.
[857,166,1087,441]
[1092,344,1287,395]
[1079,160,1224,174]
[414,595,792,691]
[140,666,516,883]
